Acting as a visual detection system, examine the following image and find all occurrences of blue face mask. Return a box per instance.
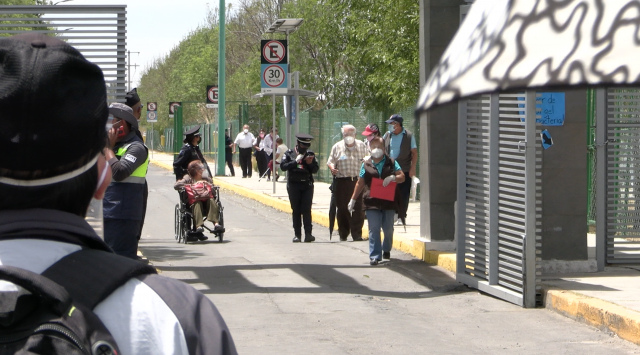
[389,124,396,133]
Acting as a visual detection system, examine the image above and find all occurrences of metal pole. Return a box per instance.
[127,50,130,91]
[273,93,276,194]
[488,93,499,285]
[217,0,226,176]
[286,30,292,149]
[524,90,537,308]
[596,88,607,271]
[294,72,300,136]
[456,100,467,280]
[151,122,154,160]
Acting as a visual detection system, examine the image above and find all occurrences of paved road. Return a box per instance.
[140,165,639,354]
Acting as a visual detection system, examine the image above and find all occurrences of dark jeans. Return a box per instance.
[225,150,235,176]
[256,150,267,177]
[136,180,148,241]
[398,172,412,216]
[334,177,364,239]
[287,181,314,237]
[104,218,141,260]
[239,147,252,177]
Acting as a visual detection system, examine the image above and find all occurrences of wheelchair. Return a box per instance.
[174,185,225,243]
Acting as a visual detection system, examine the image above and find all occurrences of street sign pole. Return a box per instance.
[151,122,154,159]
[273,93,276,194]
[217,0,226,177]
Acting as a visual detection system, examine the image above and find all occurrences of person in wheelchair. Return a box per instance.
[174,161,223,240]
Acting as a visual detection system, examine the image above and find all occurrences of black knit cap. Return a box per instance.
[0,33,108,178]
[125,88,140,107]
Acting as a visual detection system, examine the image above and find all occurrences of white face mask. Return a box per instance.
[344,136,355,145]
[202,168,209,178]
[371,148,384,159]
[243,129,249,134]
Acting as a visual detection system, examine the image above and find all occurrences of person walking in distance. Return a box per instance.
[349,137,405,265]
[224,129,235,177]
[362,123,381,153]
[274,137,288,182]
[383,114,418,222]
[253,128,267,178]
[327,124,367,241]
[263,128,279,181]
[280,134,320,242]
[234,124,255,178]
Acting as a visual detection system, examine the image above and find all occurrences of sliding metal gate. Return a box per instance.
[596,88,640,267]
[457,91,542,308]
[0,5,127,102]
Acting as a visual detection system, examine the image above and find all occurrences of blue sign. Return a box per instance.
[518,92,565,126]
[261,63,288,93]
[540,129,553,149]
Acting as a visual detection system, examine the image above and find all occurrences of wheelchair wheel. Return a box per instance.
[174,204,181,241]
[182,213,192,244]
[217,201,224,242]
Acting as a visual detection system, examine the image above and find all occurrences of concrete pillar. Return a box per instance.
[419,0,466,247]
[540,89,590,272]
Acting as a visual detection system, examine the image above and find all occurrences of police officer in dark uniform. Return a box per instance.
[173,125,210,180]
[124,88,148,243]
[280,133,320,242]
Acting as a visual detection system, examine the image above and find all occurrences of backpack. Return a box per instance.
[0,249,156,355]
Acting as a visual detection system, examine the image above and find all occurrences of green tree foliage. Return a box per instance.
[0,0,56,37]
[138,0,420,132]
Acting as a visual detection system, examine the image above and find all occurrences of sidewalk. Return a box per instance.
[150,151,640,346]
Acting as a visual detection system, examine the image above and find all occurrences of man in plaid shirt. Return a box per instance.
[327,125,368,241]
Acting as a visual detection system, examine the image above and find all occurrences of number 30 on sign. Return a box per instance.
[261,63,288,93]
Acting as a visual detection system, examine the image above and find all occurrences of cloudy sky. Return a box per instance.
[64,0,240,86]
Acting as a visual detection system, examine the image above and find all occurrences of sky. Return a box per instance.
[63,0,240,87]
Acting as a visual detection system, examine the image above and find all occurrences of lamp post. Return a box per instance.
[217,0,227,176]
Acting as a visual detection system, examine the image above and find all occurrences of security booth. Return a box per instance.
[416,0,640,307]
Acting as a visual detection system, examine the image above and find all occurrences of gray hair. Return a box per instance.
[341,124,356,136]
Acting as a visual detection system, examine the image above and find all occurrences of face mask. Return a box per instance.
[244,129,249,134]
[389,125,396,133]
[344,136,355,145]
[298,146,308,154]
[202,168,209,178]
[371,148,384,159]
[260,133,265,138]
[366,135,374,142]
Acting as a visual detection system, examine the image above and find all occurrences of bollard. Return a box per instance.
[161,135,165,147]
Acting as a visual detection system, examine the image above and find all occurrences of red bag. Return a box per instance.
[184,181,214,205]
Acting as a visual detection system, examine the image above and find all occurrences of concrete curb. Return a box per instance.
[543,288,640,346]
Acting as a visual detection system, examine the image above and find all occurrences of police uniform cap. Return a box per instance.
[0,33,108,177]
[296,133,313,146]
[184,125,201,136]
[109,102,138,130]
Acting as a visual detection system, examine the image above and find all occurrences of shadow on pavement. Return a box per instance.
[154,258,469,300]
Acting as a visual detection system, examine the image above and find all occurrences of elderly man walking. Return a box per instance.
[327,124,368,241]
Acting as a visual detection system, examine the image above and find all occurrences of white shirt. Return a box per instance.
[276,144,288,165]
[234,131,255,148]
[263,134,279,155]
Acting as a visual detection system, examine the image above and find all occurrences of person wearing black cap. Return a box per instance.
[383,114,418,223]
[173,125,210,180]
[280,133,320,242]
[124,87,148,243]
[103,102,149,259]
[0,33,237,355]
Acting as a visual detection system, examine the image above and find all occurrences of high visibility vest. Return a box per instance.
[115,143,149,184]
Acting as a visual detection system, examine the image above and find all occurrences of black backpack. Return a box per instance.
[0,249,156,355]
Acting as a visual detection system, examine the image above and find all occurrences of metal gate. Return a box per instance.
[457,91,542,308]
[0,5,127,102]
[596,88,640,266]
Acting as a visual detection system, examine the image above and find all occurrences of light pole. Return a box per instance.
[127,50,140,92]
[217,0,227,176]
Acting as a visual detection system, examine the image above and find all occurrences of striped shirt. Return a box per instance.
[327,139,367,178]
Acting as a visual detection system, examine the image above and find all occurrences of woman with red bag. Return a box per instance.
[174,161,223,239]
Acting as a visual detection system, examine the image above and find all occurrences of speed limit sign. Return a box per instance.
[261,64,288,93]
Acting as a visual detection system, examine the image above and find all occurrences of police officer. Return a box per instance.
[103,103,150,259]
[124,88,148,242]
[173,125,210,180]
[280,133,320,242]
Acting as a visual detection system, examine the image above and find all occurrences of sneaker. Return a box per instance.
[195,226,204,233]
[292,237,301,243]
[352,236,364,242]
[370,259,379,266]
[383,251,391,260]
[303,235,315,243]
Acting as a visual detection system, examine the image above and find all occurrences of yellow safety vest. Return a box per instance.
[115,143,149,184]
